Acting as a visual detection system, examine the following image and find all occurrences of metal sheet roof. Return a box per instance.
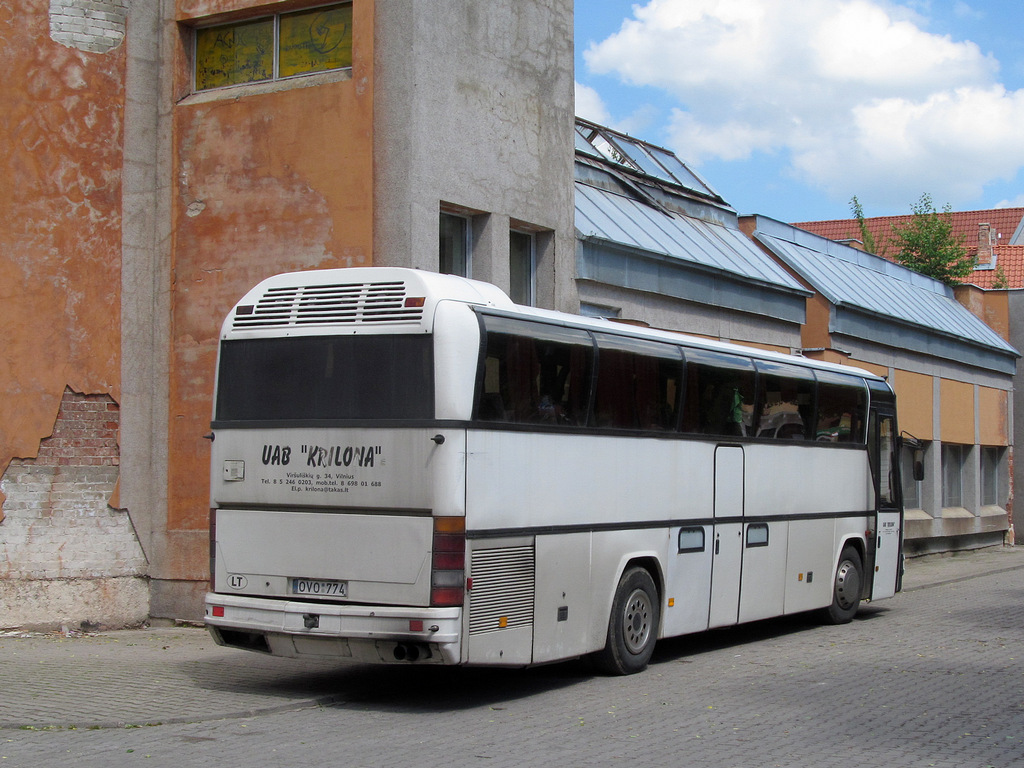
[752,217,1017,356]
[575,182,808,294]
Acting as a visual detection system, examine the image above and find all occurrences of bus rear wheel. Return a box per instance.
[594,567,660,675]
[822,545,863,624]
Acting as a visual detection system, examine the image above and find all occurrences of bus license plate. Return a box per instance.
[291,578,347,597]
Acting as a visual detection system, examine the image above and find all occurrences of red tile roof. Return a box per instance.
[964,245,1024,289]
[793,208,1024,289]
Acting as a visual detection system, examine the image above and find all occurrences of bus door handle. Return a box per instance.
[715,536,720,555]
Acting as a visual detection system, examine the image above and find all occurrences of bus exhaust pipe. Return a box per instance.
[394,643,430,662]
[394,643,414,661]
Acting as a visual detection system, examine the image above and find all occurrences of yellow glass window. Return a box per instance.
[279,4,353,78]
[195,18,274,91]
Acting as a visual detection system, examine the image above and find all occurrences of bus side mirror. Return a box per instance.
[912,449,925,482]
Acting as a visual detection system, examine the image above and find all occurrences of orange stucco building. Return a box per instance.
[2,0,575,627]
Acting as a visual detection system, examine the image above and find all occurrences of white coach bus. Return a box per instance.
[205,267,905,674]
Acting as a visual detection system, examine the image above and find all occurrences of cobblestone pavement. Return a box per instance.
[1,547,1022,768]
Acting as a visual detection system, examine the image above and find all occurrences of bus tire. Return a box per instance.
[822,545,863,625]
[594,567,660,675]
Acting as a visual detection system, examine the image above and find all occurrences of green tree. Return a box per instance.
[992,265,1009,290]
[888,193,975,286]
[849,195,880,255]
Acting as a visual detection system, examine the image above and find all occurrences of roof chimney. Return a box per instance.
[977,222,994,267]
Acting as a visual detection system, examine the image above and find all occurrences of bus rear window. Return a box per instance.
[215,335,434,422]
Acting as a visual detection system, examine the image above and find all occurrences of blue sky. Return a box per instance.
[574,0,1024,222]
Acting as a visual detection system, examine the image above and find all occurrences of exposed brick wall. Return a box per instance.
[49,0,128,54]
[28,389,121,469]
[0,388,148,629]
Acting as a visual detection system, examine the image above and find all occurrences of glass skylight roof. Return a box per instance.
[575,119,718,200]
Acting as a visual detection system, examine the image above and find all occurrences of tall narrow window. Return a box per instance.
[981,446,1002,506]
[439,212,470,277]
[941,444,964,508]
[509,230,535,306]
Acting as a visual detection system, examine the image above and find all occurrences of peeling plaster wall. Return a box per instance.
[0,390,147,630]
[1,1,124,531]
[156,0,376,616]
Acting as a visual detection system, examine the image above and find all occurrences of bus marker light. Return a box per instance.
[212,606,225,617]
[430,587,464,605]
[668,598,674,607]
[405,297,426,308]
[498,617,508,628]
[798,573,804,582]
[409,620,424,632]
[431,517,466,606]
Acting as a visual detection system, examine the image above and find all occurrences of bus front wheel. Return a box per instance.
[822,545,863,624]
[594,567,660,675]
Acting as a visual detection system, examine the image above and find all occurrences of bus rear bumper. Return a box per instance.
[204,593,463,665]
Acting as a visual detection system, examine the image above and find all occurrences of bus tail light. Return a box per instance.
[431,516,466,607]
[209,508,217,591]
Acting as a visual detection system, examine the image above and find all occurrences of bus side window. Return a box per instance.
[754,361,815,440]
[878,415,898,507]
[815,376,867,443]
[477,354,508,421]
[535,338,592,426]
[592,334,682,431]
[680,350,755,437]
[475,316,593,427]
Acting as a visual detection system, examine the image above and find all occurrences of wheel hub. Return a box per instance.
[835,559,861,610]
[623,589,652,654]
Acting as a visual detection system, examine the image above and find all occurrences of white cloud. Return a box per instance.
[575,81,661,137]
[575,81,612,125]
[666,110,776,163]
[953,2,985,21]
[582,0,1021,208]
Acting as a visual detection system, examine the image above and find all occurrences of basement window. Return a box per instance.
[194,2,352,92]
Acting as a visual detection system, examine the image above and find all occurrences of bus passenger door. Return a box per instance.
[871,412,902,600]
[709,445,744,628]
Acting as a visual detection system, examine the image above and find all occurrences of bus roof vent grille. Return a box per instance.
[232,280,424,329]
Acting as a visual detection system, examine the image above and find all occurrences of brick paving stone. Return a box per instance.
[0,547,1022,768]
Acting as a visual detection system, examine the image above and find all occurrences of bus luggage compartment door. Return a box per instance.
[709,445,744,628]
